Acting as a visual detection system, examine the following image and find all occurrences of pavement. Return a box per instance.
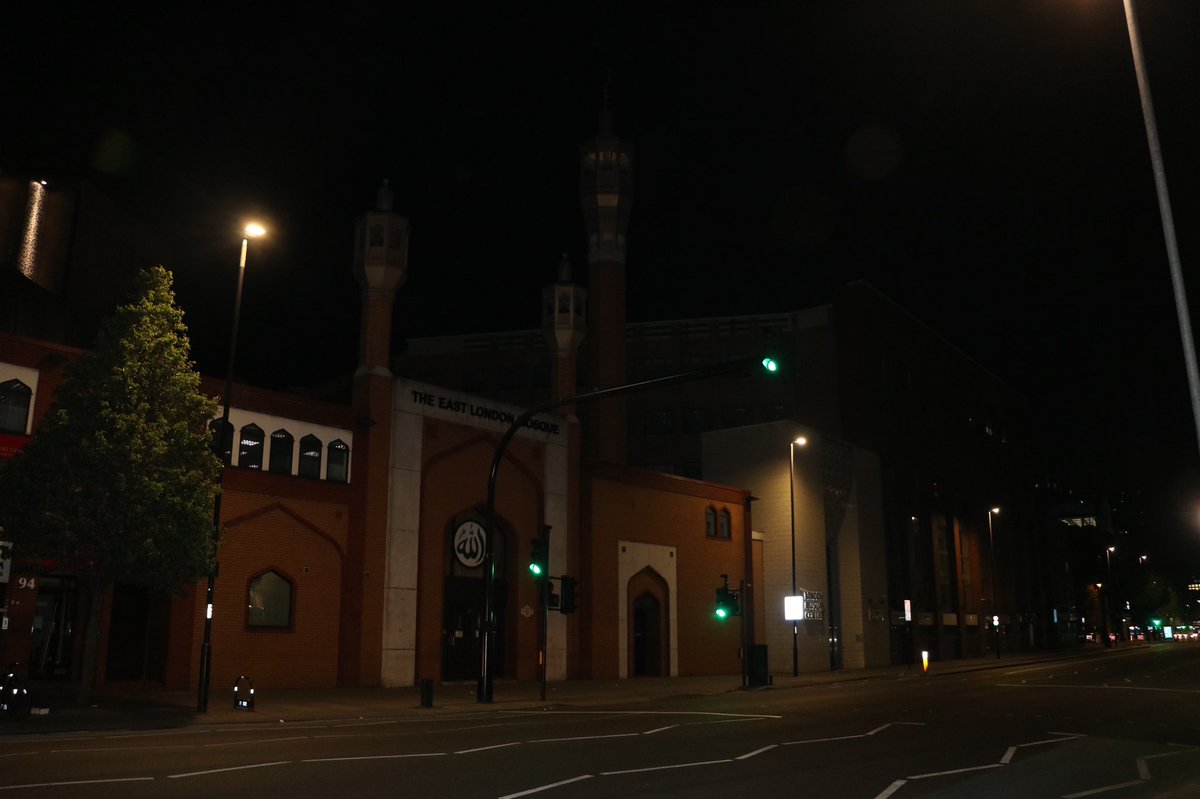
[0,646,1121,736]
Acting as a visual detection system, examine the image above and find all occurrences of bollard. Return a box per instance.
[233,675,255,711]
[419,678,433,708]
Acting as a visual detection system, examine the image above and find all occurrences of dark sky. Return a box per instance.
[6,4,1200,562]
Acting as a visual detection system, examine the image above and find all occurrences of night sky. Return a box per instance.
[5,4,1200,564]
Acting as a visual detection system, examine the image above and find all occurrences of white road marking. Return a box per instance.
[783,733,868,745]
[507,709,779,719]
[0,777,154,791]
[168,761,291,778]
[1019,735,1085,747]
[908,762,1004,779]
[1000,746,1017,764]
[736,745,777,760]
[302,752,446,763]
[873,779,907,799]
[642,725,677,735]
[527,732,640,743]
[456,741,522,754]
[601,758,732,775]
[0,751,38,758]
[997,682,1200,694]
[204,735,309,747]
[497,774,592,799]
[1136,758,1151,780]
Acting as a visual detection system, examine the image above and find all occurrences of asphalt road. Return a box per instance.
[2,644,1199,798]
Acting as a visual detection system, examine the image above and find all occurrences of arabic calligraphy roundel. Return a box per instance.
[453,520,487,568]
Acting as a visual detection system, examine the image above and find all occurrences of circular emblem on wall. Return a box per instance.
[453,520,487,568]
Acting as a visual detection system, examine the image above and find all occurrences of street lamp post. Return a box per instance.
[198,222,265,714]
[987,507,1000,660]
[1105,546,1116,643]
[788,436,807,677]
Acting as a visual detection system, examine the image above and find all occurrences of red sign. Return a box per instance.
[0,434,30,461]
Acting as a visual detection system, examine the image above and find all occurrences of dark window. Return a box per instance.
[327,439,350,483]
[247,570,292,628]
[684,408,709,433]
[720,406,754,428]
[718,509,732,539]
[705,507,717,538]
[268,429,294,474]
[0,379,32,435]
[239,423,264,470]
[209,419,233,464]
[645,409,675,435]
[299,434,322,479]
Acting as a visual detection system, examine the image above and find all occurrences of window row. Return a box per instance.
[210,421,350,482]
[705,506,732,540]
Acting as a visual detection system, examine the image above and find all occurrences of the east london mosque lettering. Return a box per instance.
[410,390,561,436]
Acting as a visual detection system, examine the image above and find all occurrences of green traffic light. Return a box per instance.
[529,562,543,576]
[715,607,727,619]
[761,357,778,373]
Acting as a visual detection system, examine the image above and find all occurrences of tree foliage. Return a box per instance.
[0,266,220,594]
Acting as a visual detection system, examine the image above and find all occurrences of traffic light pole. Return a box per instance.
[479,356,778,703]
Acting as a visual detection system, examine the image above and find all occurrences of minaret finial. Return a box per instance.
[376,178,393,211]
[599,71,613,136]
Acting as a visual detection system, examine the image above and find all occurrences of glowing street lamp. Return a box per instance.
[987,507,1000,659]
[788,435,807,677]
[198,222,266,714]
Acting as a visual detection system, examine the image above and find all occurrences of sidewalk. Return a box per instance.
[0,646,1114,735]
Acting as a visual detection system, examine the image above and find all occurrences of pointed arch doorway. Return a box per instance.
[627,568,669,677]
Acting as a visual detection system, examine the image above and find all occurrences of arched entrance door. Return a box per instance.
[442,519,507,682]
[627,568,669,677]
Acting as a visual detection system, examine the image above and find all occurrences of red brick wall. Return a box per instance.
[587,466,750,679]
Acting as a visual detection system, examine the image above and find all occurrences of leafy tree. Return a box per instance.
[0,266,220,704]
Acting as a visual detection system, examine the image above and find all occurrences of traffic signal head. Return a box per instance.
[714,586,734,620]
[761,356,779,373]
[559,575,577,614]
[529,537,547,578]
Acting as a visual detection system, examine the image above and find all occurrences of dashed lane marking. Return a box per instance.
[496,775,592,799]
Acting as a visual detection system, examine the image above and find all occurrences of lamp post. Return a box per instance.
[1105,546,1116,642]
[1122,0,1200,456]
[987,507,1000,659]
[198,222,265,714]
[788,436,807,677]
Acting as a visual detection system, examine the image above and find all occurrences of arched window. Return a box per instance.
[705,507,717,538]
[209,419,233,464]
[239,423,264,470]
[268,429,293,475]
[298,434,322,479]
[327,439,350,483]
[718,509,732,539]
[247,570,292,628]
[0,379,32,435]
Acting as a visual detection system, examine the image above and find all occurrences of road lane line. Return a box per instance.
[0,751,38,758]
[997,682,1200,694]
[1061,779,1146,797]
[782,733,866,745]
[1000,746,1017,764]
[497,774,592,798]
[1136,758,1151,780]
[1048,731,1089,738]
[908,763,1004,779]
[736,745,777,760]
[169,761,291,778]
[1019,736,1084,747]
[302,752,446,763]
[866,724,892,735]
[0,777,154,791]
[527,733,640,743]
[601,758,732,775]
[204,735,309,747]
[642,725,677,735]
[457,742,522,754]
[873,779,907,799]
[507,710,779,719]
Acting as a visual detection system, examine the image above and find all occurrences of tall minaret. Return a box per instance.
[345,180,409,686]
[579,98,633,464]
[542,254,587,411]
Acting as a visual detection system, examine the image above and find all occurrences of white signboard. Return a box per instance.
[784,595,804,621]
[903,599,911,622]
